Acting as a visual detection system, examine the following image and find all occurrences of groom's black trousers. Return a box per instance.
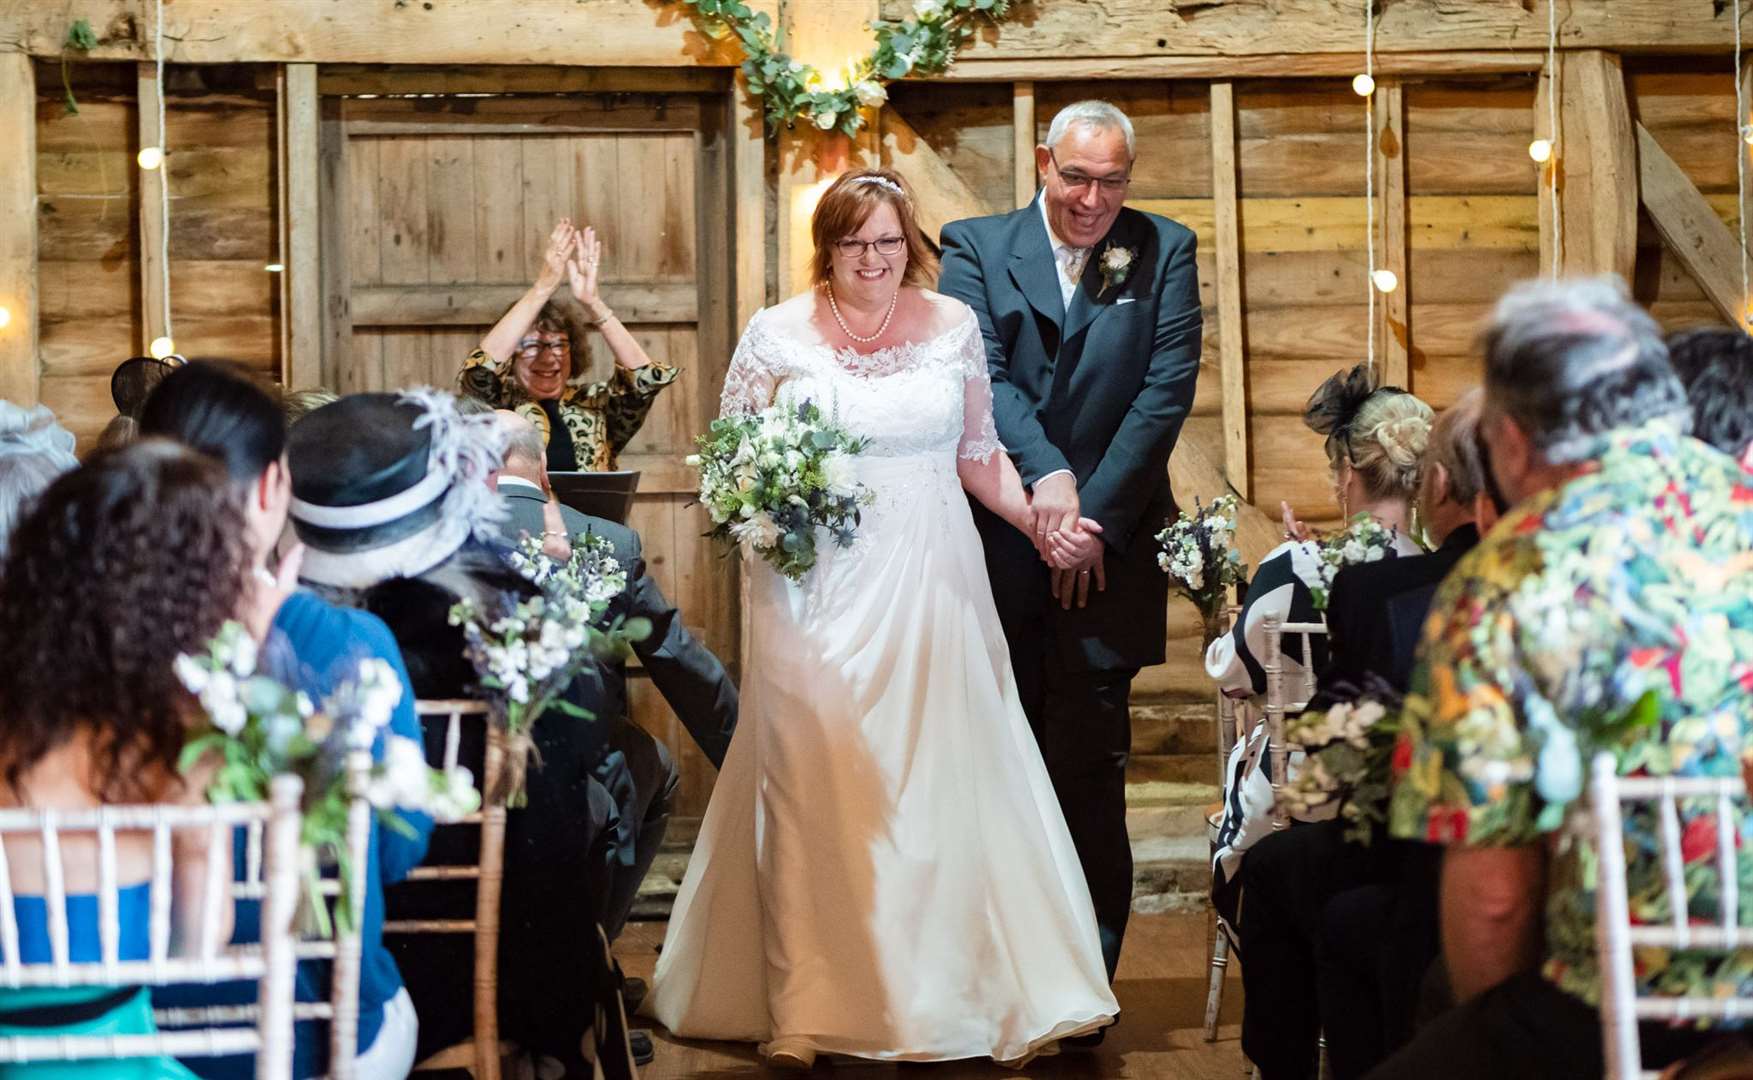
[1010,647,1136,981]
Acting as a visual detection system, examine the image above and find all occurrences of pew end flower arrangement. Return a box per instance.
[177,621,479,936]
[689,400,872,583]
[1156,494,1249,648]
[448,533,649,808]
[1275,678,1406,843]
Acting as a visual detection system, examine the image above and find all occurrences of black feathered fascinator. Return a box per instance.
[1302,362,1408,465]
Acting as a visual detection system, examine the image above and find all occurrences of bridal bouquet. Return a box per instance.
[176,621,479,935]
[1155,495,1249,647]
[1275,678,1405,843]
[688,400,870,583]
[1296,513,1403,612]
[448,533,647,807]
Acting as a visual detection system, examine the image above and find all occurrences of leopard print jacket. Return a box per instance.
[458,348,678,471]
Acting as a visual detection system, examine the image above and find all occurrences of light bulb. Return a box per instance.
[1528,138,1553,163]
[264,263,285,273]
[0,306,10,329]
[1742,124,1753,146]
[137,146,164,170]
[1352,73,1375,97]
[149,336,176,359]
[1371,269,1399,294]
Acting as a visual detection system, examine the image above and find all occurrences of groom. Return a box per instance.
[940,100,1203,982]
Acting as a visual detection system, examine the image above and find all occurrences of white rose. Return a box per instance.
[813,109,839,131]
[820,451,857,494]
[853,80,887,107]
[174,655,210,695]
[914,0,946,20]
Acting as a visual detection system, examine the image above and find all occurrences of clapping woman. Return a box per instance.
[458,219,677,472]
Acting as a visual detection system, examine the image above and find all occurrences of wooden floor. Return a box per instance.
[617,912,1246,1078]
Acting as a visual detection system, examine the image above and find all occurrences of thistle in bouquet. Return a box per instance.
[1155,494,1249,648]
[1297,513,1403,612]
[176,621,479,936]
[1274,677,1405,844]
[688,399,872,583]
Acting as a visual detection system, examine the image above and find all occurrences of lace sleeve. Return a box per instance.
[954,312,1004,463]
[719,311,779,418]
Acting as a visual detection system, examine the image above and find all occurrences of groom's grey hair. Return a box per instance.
[1481,275,1688,465]
[1044,101,1135,158]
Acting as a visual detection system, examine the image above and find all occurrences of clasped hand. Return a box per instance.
[1028,473,1106,610]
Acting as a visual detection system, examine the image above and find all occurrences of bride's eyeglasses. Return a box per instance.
[834,236,907,258]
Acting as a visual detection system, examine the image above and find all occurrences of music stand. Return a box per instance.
[548,470,640,525]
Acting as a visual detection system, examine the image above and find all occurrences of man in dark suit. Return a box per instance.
[938,100,1203,982]
[1239,391,1490,1080]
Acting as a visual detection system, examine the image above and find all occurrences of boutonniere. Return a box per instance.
[1098,241,1136,295]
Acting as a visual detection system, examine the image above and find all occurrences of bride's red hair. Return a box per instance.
[809,168,939,288]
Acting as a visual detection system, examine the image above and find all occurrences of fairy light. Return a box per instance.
[264,263,285,273]
[149,336,177,359]
[0,307,11,330]
[1371,269,1399,294]
[136,146,164,170]
[1351,73,1375,97]
[1528,138,1553,164]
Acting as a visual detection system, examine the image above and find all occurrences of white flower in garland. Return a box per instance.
[813,109,840,131]
[914,0,946,21]
[853,80,888,107]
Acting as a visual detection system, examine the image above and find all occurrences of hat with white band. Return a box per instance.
[286,388,507,590]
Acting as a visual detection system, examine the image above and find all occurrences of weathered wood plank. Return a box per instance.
[315,65,728,96]
[0,53,36,406]
[2,0,775,65]
[1637,122,1750,328]
[732,75,766,335]
[137,61,167,355]
[1012,81,1036,210]
[1131,195,1540,254]
[880,105,996,246]
[343,96,702,137]
[317,96,349,389]
[279,63,321,389]
[349,282,699,327]
[1560,51,1638,279]
[929,53,1551,82]
[1208,82,1248,500]
[1375,81,1411,388]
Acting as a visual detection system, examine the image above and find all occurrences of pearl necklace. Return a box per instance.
[826,282,899,344]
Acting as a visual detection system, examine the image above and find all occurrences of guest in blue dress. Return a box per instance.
[140,362,435,1079]
[0,441,262,1077]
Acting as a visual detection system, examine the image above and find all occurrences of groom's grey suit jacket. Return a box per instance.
[939,202,1202,672]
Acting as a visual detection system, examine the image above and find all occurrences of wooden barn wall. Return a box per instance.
[35,61,281,448]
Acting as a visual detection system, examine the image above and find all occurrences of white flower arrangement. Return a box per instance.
[1295,513,1405,612]
[1155,495,1249,646]
[176,622,480,936]
[1276,681,1405,840]
[689,399,871,583]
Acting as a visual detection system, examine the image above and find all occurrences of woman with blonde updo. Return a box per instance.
[1205,363,1432,904]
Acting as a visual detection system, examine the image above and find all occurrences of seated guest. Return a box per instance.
[1372,277,1752,1079]
[95,414,139,452]
[493,409,738,775]
[285,391,636,1079]
[0,402,78,559]
[138,361,432,1080]
[1207,364,1430,913]
[1667,327,1753,469]
[281,388,338,427]
[1239,391,1488,1080]
[459,218,676,472]
[0,441,255,1079]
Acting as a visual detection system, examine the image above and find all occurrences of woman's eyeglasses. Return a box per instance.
[516,338,569,358]
[834,236,907,258]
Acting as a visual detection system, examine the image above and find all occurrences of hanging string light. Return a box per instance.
[1736,0,1750,329]
[1543,0,1562,278]
[143,0,174,357]
[1362,0,1379,379]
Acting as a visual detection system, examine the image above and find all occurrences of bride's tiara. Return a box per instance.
[852,175,906,199]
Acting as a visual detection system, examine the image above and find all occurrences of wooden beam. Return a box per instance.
[1743,56,1752,332]
[314,65,728,96]
[137,60,168,356]
[317,96,350,389]
[1535,52,1559,276]
[0,53,36,407]
[732,74,766,333]
[1638,123,1750,328]
[1375,80,1411,389]
[2,0,777,65]
[1012,82,1036,210]
[278,63,321,389]
[1558,51,1637,279]
[339,96,702,137]
[1208,82,1248,500]
[937,1,1743,60]
[927,52,1551,81]
[350,283,699,327]
[879,106,997,247]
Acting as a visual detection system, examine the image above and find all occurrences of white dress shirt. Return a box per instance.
[1033,196,1080,489]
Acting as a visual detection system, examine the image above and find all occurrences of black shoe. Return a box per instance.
[622,976,649,1014]
[629,1029,655,1065]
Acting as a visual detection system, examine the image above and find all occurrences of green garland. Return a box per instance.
[680,0,1014,136]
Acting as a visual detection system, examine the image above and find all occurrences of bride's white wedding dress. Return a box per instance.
[648,291,1118,1064]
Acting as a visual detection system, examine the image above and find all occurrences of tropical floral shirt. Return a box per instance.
[1388,422,1753,1006]
[458,348,678,471]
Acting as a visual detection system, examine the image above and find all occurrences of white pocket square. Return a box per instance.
[1116,297,1137,305]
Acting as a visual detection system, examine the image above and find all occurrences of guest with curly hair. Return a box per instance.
[0,440,253,1079]
[457,218,677,472]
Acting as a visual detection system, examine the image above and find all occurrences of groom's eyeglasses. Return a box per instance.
[834,236,907,258]
[1048,148,1131,194]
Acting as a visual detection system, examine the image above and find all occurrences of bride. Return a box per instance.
[646,169,1119,1066]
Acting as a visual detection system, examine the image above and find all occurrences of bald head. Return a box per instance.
[494,409,546,485]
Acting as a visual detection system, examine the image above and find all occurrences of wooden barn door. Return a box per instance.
[324,87,738,823]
